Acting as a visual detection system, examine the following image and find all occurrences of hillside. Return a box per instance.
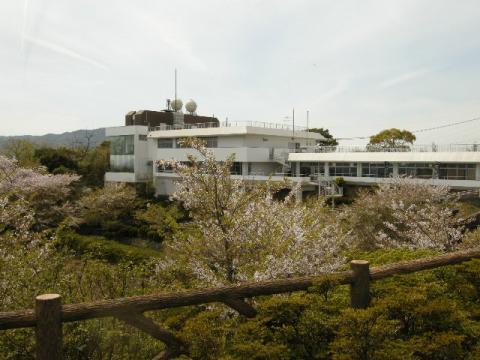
[0,128,106,148]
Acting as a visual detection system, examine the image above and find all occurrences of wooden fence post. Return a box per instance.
[350,260,370,309]
[35,294,63,360]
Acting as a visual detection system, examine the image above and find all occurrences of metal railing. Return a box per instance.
[150,121,309,132]
[307,144,480,153]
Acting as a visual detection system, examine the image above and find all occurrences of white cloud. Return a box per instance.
[380,68,430,89]
[24,35,109,70]
[1,0,480,143]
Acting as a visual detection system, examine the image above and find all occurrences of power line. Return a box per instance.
[336,115,480,141]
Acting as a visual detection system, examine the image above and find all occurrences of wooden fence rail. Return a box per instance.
[1,248,480,360]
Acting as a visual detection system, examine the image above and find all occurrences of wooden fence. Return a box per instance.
[1,248,479,360]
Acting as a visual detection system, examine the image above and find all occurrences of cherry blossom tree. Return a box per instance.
[158,138,346,285]
[0,155,79,227]
[342,178,462,251]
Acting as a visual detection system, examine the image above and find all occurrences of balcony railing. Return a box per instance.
[299,144,480,153]
[150,121,309,132]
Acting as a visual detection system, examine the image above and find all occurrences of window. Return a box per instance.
[157,164,173,173]
[329,162,357,177]
[300,162,324,177]
[175,137,218,148]
[438,163,476,180]
[109,156,134,172]
[230,162,242,175]
[288,142,300,150]
[398,163,434,179]
[157,138,173,148]
[362,163,393,178]
[108,135,134,155]
[139,134,147,141]
[202,137,218,148]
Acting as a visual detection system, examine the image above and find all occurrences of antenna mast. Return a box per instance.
[292,108,295,139]
[174,68,177,107]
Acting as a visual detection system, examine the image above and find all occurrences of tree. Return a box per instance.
[0,139,37,167]
[341,178,462,251]
[74,183,140,236]
[0,155,79,227]
[34,146,79,173]
[78,141,110,187]
[368,128,416,150]
[159,138,346,285]
[308,128,339,146]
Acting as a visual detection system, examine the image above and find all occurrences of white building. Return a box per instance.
[289,144,480,191]
[105,109,480,198]
[105,110,325,197]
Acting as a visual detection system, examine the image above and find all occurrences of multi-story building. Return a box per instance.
[105,107,325,199]
[105,107,480,198]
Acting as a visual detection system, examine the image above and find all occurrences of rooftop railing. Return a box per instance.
[150,121,309,132]
[300,144,480,153]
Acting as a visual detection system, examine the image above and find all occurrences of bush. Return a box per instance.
[335,177,345,187]
[57,230,161,263]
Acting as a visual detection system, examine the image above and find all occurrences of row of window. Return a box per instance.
[157,137,218,148]
[298,162,477,180]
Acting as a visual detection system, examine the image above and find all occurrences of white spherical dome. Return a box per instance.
[171,99,183,111]
[185,99,197,113]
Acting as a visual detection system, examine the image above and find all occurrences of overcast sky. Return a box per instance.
[1,0,480,144]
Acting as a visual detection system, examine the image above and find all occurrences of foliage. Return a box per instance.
[159,137,347,285]
[368,128,416,150]
[34,146,79,173]
[0,139,38,167]
[308,128,339,146]
[0,155,79,227]
[335,176,345,187]
[341,178,462,251]
[33,142,110,187]
[134,202,183,242]
[77,141,110,187]
[57,230,161,263]
[73,183,140,237]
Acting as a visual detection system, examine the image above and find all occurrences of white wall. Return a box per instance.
[154,147,272,162]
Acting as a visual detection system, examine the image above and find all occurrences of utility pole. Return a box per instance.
[292,108,295,140]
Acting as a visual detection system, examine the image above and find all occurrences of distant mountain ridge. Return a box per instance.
[0,128,106,148]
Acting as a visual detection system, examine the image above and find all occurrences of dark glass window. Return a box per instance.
[361,163,393,178]
[438,163,476,180]
[108,135,134,155]
[398,163,434,179]
[157,138,173,148]
[329,162,357,177]
[230,162,242,175]
[300,162,324,176]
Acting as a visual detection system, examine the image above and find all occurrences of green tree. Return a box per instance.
[34,146,79,173]
[0,139,37,167]
[309,128,339,146]
[74,183,140,237]
[78,141,110,187]
[368,128,416,150]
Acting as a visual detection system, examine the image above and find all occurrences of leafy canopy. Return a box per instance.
[308,128,339,146]
[368,128,416,149]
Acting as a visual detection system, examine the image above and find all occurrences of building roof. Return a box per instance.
[289,151,480,163]
[148,126,325,140]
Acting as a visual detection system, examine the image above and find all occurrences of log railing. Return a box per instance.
[1,248,479,359]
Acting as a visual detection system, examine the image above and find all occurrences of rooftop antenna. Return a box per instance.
[174,68,177,107]
[292,108,295,140]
